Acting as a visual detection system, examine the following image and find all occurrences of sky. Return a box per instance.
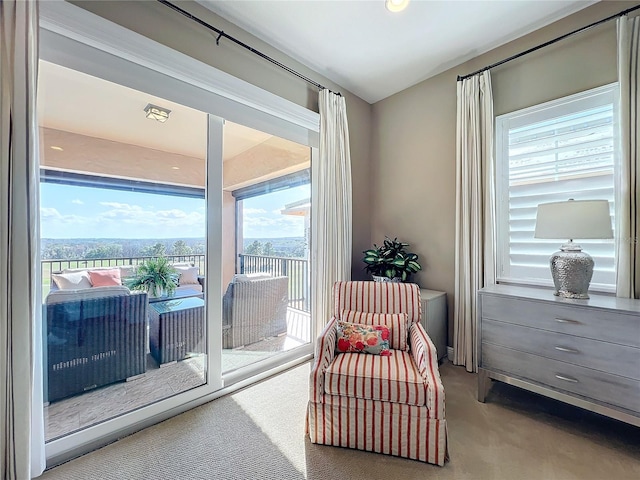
[40,182,308,239]
[241,183,309,239]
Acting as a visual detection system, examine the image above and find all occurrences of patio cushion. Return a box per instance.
[324,350,427,406]
[45,285,131,304]
[88,268,122,286]
[174,265,199,285]
[234,272,272,282]
[52,271,92,290]
[63,265,136,279]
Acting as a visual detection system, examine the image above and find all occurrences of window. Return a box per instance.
[495,84,618,291]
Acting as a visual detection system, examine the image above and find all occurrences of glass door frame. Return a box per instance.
[40,1,318,467]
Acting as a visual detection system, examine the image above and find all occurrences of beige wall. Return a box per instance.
[371,1,639,344]
[71,0,373,281]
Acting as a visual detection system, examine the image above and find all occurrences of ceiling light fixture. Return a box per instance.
[385,0,409,13]
[144,103,171,123]
[50,146,64,151]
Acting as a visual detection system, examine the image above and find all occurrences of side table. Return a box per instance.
[149,296,205,366]
[420,289,448,361]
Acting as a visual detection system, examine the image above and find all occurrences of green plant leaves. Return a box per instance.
[362,236,422,281]
[126,256,179,296]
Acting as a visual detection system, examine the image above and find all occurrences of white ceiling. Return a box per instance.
[38,61,273,160]
[198,0,597,103]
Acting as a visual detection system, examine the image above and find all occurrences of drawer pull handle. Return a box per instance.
[555,374,579,383]
[555,318,581,324]
[554,346,579,354]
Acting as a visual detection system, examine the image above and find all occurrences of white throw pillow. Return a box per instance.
[52,271,92,290]
[174,266,199,285]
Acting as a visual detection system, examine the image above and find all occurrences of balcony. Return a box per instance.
[41,253,310,441]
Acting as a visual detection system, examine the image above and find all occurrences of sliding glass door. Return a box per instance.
[38,60,212,441]
[221,122,312,377]
[39,1,318,463]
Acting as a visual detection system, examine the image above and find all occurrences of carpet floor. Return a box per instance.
[40,361,640,480]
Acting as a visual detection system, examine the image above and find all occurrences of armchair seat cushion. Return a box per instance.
[324,351,427,406]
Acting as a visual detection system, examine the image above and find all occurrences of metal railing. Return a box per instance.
[239,254,310,312]
[41,255,205,296]
[41,253,311,313]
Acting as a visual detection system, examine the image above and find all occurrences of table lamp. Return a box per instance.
[534,199,613,299]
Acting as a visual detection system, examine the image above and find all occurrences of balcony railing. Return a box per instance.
[41,255,205,296]
[239,254,310,312]
[41,253,310,313]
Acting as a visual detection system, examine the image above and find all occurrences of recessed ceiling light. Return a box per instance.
[171,166,180,170]
[385,0,409,13]
[50,146,64,151]
[144,103,171,123]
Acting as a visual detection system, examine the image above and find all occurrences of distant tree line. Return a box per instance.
[243,239,306,258]
[41,237,306,260]
[41,239,205,260]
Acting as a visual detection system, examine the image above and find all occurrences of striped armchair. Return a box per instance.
[307,281,448,465]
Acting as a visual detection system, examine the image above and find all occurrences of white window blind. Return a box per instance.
[495,84,618,291]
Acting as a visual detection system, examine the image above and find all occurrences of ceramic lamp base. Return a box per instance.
[549,242,594,299]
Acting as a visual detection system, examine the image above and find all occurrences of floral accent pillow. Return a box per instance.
[341,310,409,351]
[336,321,391,356]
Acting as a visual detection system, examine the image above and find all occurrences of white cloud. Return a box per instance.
[40,207,61,219]
[40,207,93,226]
[71,199,84,205]
[244,208,267,215]
[96,204,205,235]
[41,202,206,238]
[243,213,304,238]
[99,201,140,210]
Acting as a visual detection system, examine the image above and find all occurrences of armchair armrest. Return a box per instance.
[309,317,338,402]
[410,322,445,419]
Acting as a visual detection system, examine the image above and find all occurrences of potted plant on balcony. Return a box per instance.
[126,256,179,297]
[363,237,422,282]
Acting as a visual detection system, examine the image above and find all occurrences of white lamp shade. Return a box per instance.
[534,200,613,240]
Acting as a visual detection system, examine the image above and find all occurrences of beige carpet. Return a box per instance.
[40,361,640,480]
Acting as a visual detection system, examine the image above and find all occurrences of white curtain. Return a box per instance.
[0,1,46,478]
[312,90,352,336]
[453,71,495,373]
[616,15,640,300]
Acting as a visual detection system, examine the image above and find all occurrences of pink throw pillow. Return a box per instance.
[88,269,122,287]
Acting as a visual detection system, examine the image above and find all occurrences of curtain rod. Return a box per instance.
[157,0,339,94]
[457,3,640,81]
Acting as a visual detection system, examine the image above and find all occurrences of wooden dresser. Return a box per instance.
[477,284,640,426]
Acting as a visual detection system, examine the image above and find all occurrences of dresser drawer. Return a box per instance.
[481,319,640,380]
[482,343,640,413]
[481,295,640,348]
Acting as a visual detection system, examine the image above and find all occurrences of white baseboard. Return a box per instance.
[447,346,454,360]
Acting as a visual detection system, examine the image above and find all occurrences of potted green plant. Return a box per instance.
[126,256,179,297]
[363,237,422,282]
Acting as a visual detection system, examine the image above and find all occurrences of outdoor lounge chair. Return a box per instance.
[222,275,289,348]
